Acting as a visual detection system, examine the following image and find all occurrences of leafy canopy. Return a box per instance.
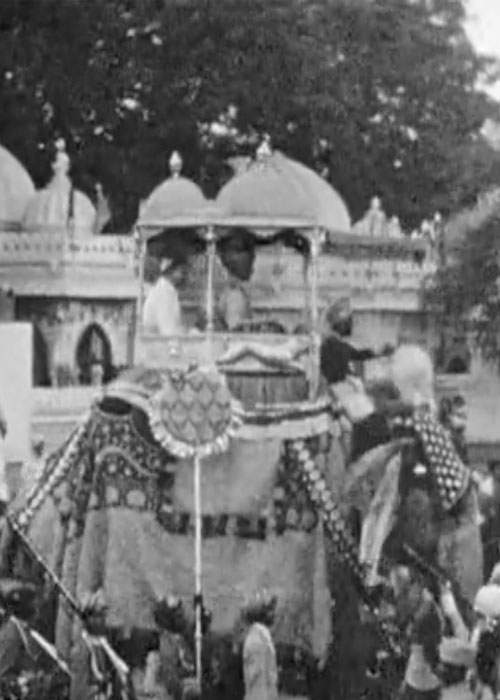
[0,0,499,232]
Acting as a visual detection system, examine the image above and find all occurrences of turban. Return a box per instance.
[242,589,277,618]
[391,344,434,408]
[474,585,500,619]
[326,297,351,327]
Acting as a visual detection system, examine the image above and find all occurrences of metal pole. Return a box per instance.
[132,226,145,365]
[193,454,203,689]
[309,229,321,399]
[205,226,216,361]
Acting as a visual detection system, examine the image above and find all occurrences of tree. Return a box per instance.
[0,0,499,231]
[426,188,500,367]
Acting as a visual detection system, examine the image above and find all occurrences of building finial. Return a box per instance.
[52,138,70,177]
[256,134,272,162]
[169,151,183,177]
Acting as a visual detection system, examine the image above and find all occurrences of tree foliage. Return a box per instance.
[0,0,499,232]
[426,189,500,364]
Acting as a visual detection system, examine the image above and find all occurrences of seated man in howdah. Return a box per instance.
[142,257,187,336]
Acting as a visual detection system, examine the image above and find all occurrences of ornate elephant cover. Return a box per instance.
[13,367,340,667]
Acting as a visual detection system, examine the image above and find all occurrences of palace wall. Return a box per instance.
[16,297,136,385]
[0,323,32,464]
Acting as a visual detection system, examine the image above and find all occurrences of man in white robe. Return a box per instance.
[142,259,186,336]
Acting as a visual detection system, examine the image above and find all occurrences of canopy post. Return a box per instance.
[134,226,146,335]
[204,225,216,346]
[308,228,323,399]
[194,453,203,690]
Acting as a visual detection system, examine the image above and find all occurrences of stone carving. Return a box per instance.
[361,199,403,238]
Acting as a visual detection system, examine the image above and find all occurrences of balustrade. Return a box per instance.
[0,232,135,268]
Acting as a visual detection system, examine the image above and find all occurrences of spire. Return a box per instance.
[169,151,183,178]
[256,134,272,162]
[52,138,70,178]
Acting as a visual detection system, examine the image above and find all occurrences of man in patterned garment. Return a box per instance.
[389,344,482,605]
[439,395,469,465]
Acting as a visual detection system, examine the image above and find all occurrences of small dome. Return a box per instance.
[272,151,351,232]
[0,144,35,226]
[139,151,211,228]
[216,141,316,231]
[22,139,96,236]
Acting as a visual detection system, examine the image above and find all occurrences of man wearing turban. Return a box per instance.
[320,297,394,460]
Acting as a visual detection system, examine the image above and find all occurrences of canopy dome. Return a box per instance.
[272,151,351,232]
[216,142,316,232]
[22,140,96,236]
[139,151,218,230]
[0,145,35,227]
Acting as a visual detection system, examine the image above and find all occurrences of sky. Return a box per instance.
[465,0,500,99]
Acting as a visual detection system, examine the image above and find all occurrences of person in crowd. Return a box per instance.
[217,230,255,331]
[142,258,187,336]
[0,579,38,679]
[218,276,252,331]
[474,619,500,699]
[438,636,476,699]
[241,590,279,700]
[440,581,470,642]
[0,577,70,697]
[439,395,469,464]
[478,461,500,581]
[472,584,500,650]
[389,565,443,700]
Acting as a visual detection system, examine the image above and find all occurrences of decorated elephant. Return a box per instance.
[2,364,376,699]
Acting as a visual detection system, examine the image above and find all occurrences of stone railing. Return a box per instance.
[251,248,436,300]
[0,232,135,269]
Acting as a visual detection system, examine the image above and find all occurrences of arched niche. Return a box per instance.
[33,325,51,387]
[445,355,469,375]
[75,323,114,385]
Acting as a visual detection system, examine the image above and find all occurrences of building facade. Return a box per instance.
[0,140,496,464]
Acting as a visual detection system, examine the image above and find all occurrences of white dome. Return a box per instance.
[22,140,96,236]
[139,151,217,229]
[0,145,35,226]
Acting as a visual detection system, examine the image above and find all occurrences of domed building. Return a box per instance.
[22,139,97,237]
[0,137,494,465]
[0,140,138,394]
[0,144,35,228]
